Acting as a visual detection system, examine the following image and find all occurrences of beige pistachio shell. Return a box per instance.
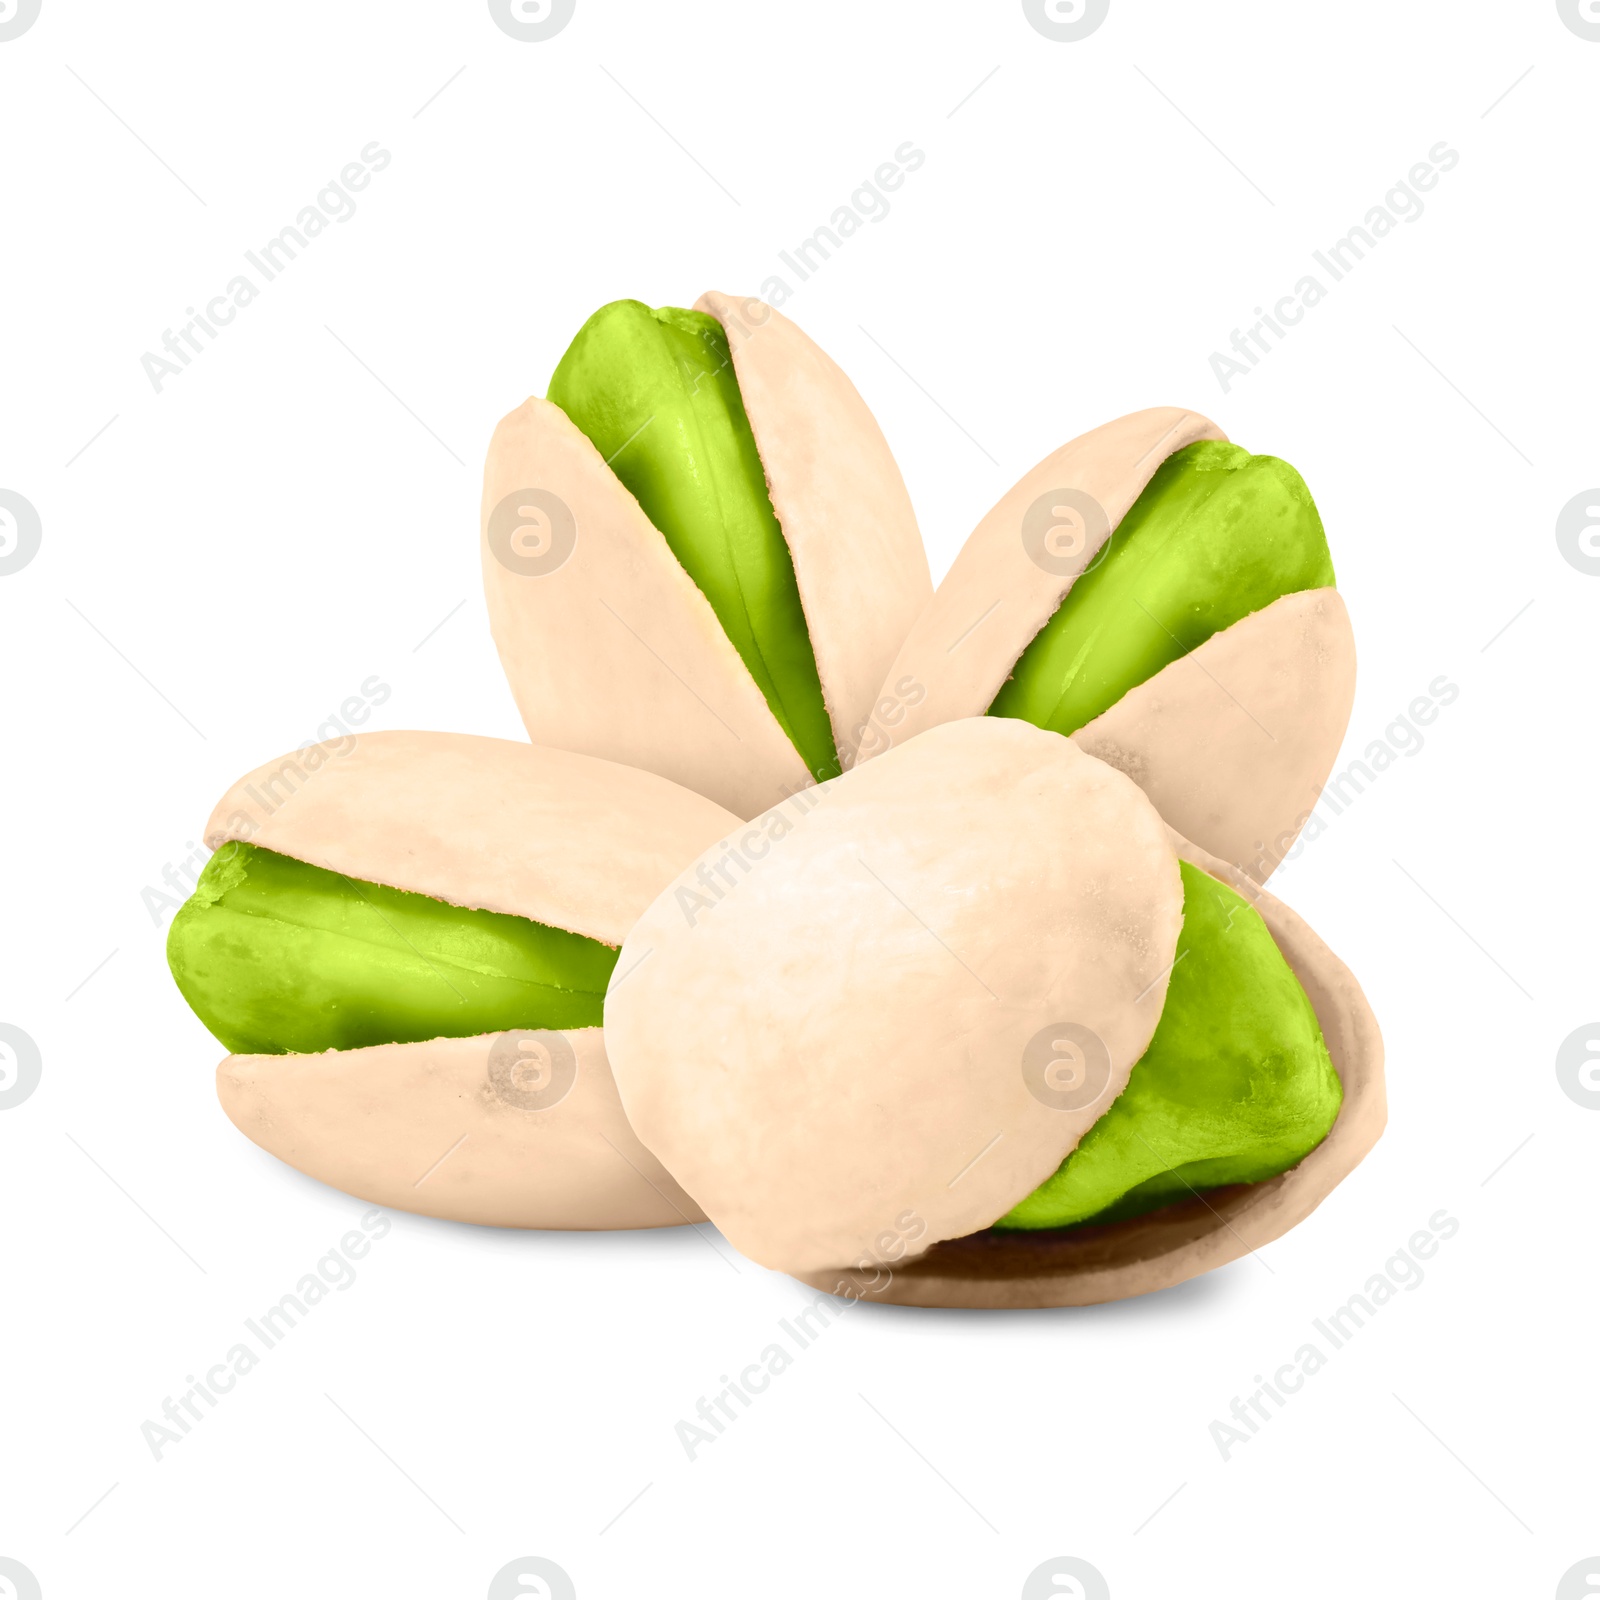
[205,729,739,947]
[870,407,1224,737]
[1074,589,1356,880]
[203,730,740,1228]
[481,397,809,820]
[217,1029,705,1230]
[865,406,1355,880]
[696,291,932,767]
[481,294,930,818]
[794,832,1385,1307]
[604,717,1185,1275]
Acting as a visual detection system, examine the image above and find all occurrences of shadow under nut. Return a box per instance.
[793,833,1384,1308]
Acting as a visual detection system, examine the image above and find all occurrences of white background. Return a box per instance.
[2,2,1596,1597]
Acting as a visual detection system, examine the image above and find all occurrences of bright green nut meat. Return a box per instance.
[989,439,1336,737]
[167,844,619,1056]
[548,299,840,782]
[997,861,1342,1231]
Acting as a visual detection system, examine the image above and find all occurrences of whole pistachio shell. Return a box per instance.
[195,731,739,1228]
[793,832,1384,1307]
[869,408,1355,880]
[604,718,1185,1275]
[481,293,931,820]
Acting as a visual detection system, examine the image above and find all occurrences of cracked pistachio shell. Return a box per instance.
[481,291,932,821]
[869,407,1356,880]
[200,731,740,1229]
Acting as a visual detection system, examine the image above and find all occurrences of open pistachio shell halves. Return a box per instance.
[169,731,741,1229]
[603,717,1383,1308]
[481,292,932,820]
[869,408,1356,881]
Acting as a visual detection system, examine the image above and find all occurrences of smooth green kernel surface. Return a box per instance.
[548,299,840,782]
[167,843,618,1055]
[989,439,1335,737]
[997,861,1342,1231]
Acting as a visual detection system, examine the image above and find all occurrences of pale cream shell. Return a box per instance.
[202,731,737,1228]
[218,1029,704,1230]
[604,718,1185,1275]
[1074,589,1356,880]
[868,408,1355,879]
[794,832,1385,1307]
[480,292,931,819]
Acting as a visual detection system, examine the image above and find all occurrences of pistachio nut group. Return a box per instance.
[603,718,1383,1307]
[167,731,738,1228]
[166,288,1384,1304]
[872,408,1356,880]
[481,292,933,819]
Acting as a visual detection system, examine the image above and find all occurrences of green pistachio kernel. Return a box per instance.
[167,843,618,1055]
[989,439,1335,737]
[998,861,1342,1231]
[549,299,839,782]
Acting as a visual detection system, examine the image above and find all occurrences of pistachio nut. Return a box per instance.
[167,731,740,1229]
[603,718,1383,1307]
[481,292,932,819]
[871,408,1356,880]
